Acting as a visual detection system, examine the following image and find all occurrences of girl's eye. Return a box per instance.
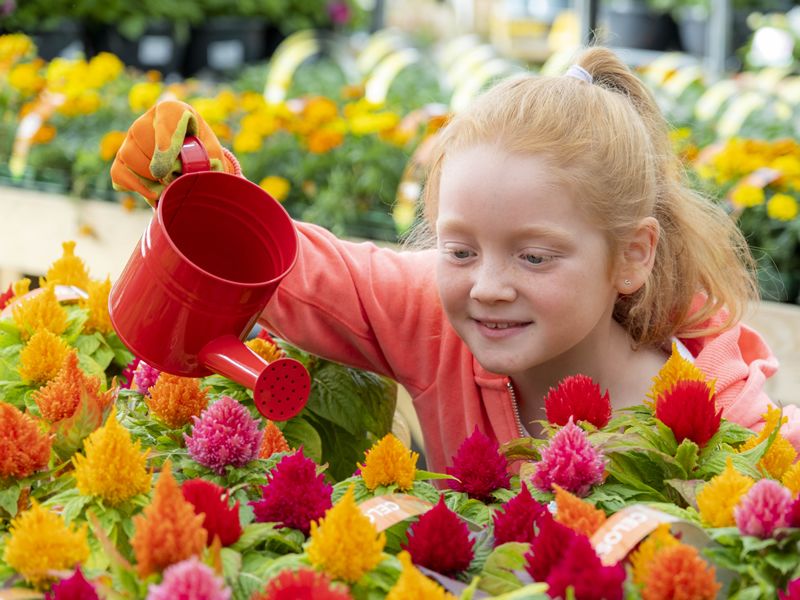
[452,249,472,260]
[522,254,550,265]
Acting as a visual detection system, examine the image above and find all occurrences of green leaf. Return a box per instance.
[74,333,101,356]
[674,438,699,475]
[477,542,529,595]
[764,551,799,575]
[220,547,243,581]
[231,522,281,553]
[414,469,456,481]
[0,482,21,517]
[105,333,134,368]
[279,417,322,464]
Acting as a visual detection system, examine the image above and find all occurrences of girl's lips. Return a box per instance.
[473,319,532,338]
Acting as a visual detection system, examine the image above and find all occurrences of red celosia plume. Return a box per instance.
[544,374,612,429]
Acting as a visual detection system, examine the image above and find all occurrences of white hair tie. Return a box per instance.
[564,64,593,84]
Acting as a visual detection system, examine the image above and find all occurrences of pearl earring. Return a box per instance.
[624,279,632,287]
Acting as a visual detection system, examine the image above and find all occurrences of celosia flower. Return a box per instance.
[307,486,386,583]
[642,544,721,600]
[246,336,285,364]
[13,277,31,297]
[146,556,230,600]
[629,524,680,585]
[250,450,332,535]
[3,500,89,588]
[253,568,353,600]
[259,419,290,458]
[120,357,139,390]
[403,496,474,576]
[34,352,113,423]
[531,419,606,497]
[386,551,458,600]
[44,567,99,600]
[697,458,755,527]
[72,408,151,505]
[133,360,161,395]
[553,484,606,538]
[739,407,797,479]
[17,329,71,384]
[446,426,510,501]
[492,483,546,546]
[789,498,800,528]
[12,285,68,340]
[131,461,207,577]
[40,241,90,290]
[185,396,263,475]
[544,374,611,428]
[146,373,209,428]
[648,344,713,405]
[80,277,112,334]
[525,513,577,582]
[359,433,418,491]
[181,479,242,546]
[734,479,792,538]
[781,461,800,497]
[655,380,721,448]
[0,402,52,479]
[781,579,800,600]
[0,283,12,309]
[544,534,626,600]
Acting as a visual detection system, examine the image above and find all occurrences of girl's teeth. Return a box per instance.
[486,323,511,329]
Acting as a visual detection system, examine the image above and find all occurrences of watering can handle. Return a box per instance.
[179,135,211,174]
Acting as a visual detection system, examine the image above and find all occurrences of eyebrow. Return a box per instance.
[438,220,573,245]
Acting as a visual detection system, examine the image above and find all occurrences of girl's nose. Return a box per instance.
[469,263,516,303]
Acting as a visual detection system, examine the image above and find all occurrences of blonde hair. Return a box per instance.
[420,46,758,346]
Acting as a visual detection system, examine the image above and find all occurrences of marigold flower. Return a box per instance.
[254,568,353,600]
[145,556,230,600]
[780,578,800,600]
[781,461,800,497]
[648,344,713,405]
[739,406,797,478]
[730,183,765,208]
[12,285,68,340]
[656,379,721,448]
[544,534,626,600]
[34,352,113,424]
[767,193,799,221]
[250,450,333,535]
[359,433,418,491]
[131,461,207,577]
[629,524,680,585]
[185,396,263,475]
[3,500,89,589]
[403,496,474,576]
[256,176,291,204]
[307,486,386,583]
[734,479,792,538]
[446,426,510,501]
[44,567,99,600]
[307,128,344,153]
[72,408,151,505]
[41,241,90,290]
[642,544,720,600]
[386,552,457,600]
[531,419,606,497]
[146,373,209,428]
[80,277,113,334]
[492,483,546,546]
[544,374,612,428]
[133,360,161,394]
[0,402,52,479]
[181,479,242,547]
[697,458,755,527]
[553,484,606,538]
[18,329,71,384]
[99,131,126,162]
[259,419,290,458]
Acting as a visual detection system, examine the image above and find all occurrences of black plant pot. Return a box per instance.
[28,20,85,60]
[602,2,680,51]
[677,9,764,57]
[87,22,189,76]
[183,18,279,77]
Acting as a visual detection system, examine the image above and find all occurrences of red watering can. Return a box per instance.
[109,136,310,421]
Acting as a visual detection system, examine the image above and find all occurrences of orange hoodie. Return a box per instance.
[260,222,799,474]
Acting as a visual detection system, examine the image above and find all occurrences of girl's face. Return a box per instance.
[435,144,622,379]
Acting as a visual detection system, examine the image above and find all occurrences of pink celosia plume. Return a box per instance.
[734,479,792,538]
[531,419,606,497]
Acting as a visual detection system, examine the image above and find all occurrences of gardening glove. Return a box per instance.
[111,99,238,206]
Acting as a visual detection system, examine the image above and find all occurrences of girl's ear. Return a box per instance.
[616,217,659,294]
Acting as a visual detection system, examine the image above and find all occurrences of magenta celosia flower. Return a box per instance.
[531,418,606,497]
[44,567,99,600]
[403,496,475,576]
[250,450,333,535]
[181,479,242,547]
[779,578,800,600]
[544,374,612,429]
[544,533,625,600]
[120,357,140,390]
[447,426,511,501]
[184,396,263,475]
[734,479,792,538]
[146,557,231,600]
[788,497,800,529]
[524,512,577,582]
[133,360,160,395]
[492,484,546,547]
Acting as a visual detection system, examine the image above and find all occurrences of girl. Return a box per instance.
[111,47,798,474]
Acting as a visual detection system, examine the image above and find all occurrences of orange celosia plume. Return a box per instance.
[642,544,721,600]
[553,485,607,537]
[0,402,52,479]
[146,374,209,428]
[33,352,113,423]
[259,420,290,458]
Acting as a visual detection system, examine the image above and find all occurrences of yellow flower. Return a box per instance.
[0,33,36,66]
[8,61,45,96]
[767,193,798,221]
[12,285,69,340]
[99,131,126,162]
[307,486,386,582]
[629,524,680,585]
[232,129,263,154]
[647,343,713,406]
[348,111,401,136]
[190,97,227,124]
[18,329,71,384]
[86,52,124,88]
[215,89,238,114]
[32,124,56,145]
[771,155,800,178]
[81,277,113,334]
[72,408,151,505]
[3,500,89,589]
[697,458,755,527]
[386,551,457,600]
[41,241,90,290]
[245,336,285,362]
[129,82,163,112]
[58,90,102,117]
[730,184,765,209]
[781,461,800,497]
[303,96,339,125]
[241,91,266,112]
[241,110,278,137]
[13,277,31,297]
[359,433,418,491]
[257,176,291,203]
[307,128,344,154]
[739,406,797,478]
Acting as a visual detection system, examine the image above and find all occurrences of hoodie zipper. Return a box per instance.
[506,380,531,437]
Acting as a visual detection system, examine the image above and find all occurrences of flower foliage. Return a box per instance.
[492,484,545,546]
[544,374,611,428]
[146,557,231,600]
[403,496,474,576]
[181,479,242,547]
[386,551,458,600]
[531,419,606,497]
[146,373,209,428]
[254,568,353,600]
[0,402,52,479]
[655,380,721,448]
[359,433,418,491]
[446,426,510,501]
